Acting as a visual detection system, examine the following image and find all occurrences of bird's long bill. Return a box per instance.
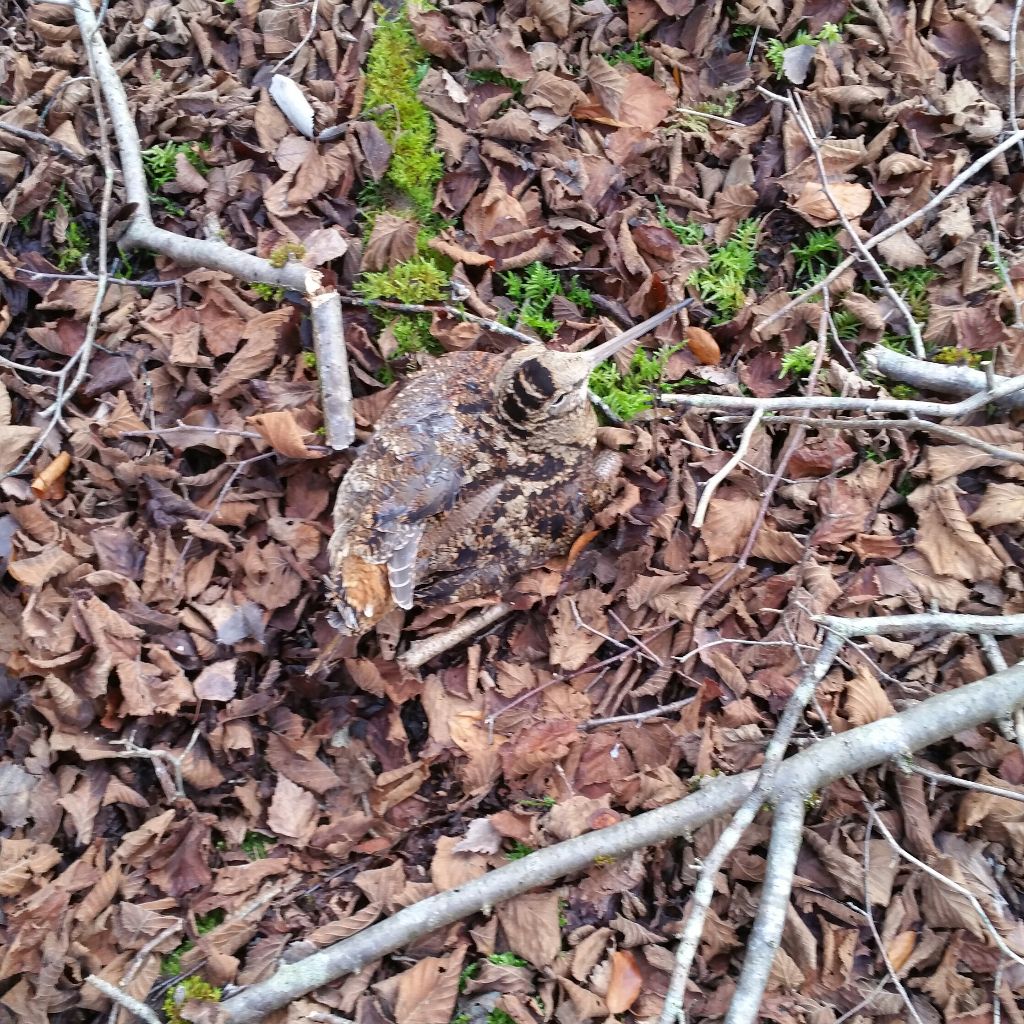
[582,298,694,371]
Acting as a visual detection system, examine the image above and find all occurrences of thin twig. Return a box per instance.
[584,695,697,729]
[860,816,927,1024]
[84,975,162,1024]
[71,0,319,293]
[109,728,201,799]
[269,0,321,75]
[869,807,1024,969]
[756,128,1024,333]
[763,88,925,357]
[723,796,805,1024]
[904,761,1024,804]
[1010,0,1024,162]
[692,408,765,528]
[0,120,87,161]
[659,629,847,1024]
[739,415,1024,466]
[675,106,746,128]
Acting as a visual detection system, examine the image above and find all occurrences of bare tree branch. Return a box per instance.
[867,346,1024,410]
[723,796,805,1024]
[217,657,1024,1024]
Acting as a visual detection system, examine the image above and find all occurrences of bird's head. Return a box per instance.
[494,301,691,431]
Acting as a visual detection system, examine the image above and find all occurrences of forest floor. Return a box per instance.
[2,0,1024,1022]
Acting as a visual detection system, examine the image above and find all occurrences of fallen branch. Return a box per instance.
[64,0,353,450]
[866,346,1024,410]
[215,657,1024,1024]
[723,796,805,1024]
[661,368,1024,417]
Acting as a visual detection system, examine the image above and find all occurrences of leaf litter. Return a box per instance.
[2,0,1024,1021]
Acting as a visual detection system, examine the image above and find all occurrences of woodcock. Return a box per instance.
[325,301,690,635]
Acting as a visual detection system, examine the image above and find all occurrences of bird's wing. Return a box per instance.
[330,365,479,582]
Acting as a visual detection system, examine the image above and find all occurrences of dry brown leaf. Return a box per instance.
[970,481,1024,528]
[909,483,1005,581]
[393,949,466,1024]
[885,930,917,973]
[842,666,894,726]
[604,949,642,1013]
[791,181,871,226]
[362,213,420,272]
[248,410,325,460]
[496,890,562,967]
[267,776,318,844]
[211,309,293,398]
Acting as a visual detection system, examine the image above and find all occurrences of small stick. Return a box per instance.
[0,120,87,161]
[692,407,765,528]
[399,603,512,670]
[84,975,161,1024]
[310,291,354,450]
[742,415,1024,466]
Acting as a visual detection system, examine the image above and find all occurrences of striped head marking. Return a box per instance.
[496,345,592,431]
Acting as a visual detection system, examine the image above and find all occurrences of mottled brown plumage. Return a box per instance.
[325,303,687,635]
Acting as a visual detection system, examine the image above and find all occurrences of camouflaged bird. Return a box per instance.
[325,302,688,635]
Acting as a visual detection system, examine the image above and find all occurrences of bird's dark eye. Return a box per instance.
[549,392,571,412]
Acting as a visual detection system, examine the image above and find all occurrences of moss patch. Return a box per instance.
[358,5,451,359]
[362,12,443,220]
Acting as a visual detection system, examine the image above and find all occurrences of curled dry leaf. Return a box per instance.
[248,410,326,459]
[605,949,643,1013]
[791,181,872,226]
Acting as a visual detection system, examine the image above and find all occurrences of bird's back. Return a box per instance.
[326,349,604,632]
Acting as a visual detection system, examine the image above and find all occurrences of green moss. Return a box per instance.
[779,342,816,378]
[765,22,842,76]
[141,140,209,216]
[163,978,221,1024]
[607,41,653,72]
[655,198,705,245]
[505,840,534,861]
[363,12,444,218]
[832,308,861,340]
[688,218,761,323]
[357,256,448,303]
[269,242,306,268]
[252,282,285,302]
[792,229,842,284]
[933,346,984,368]
[500,262,593,338]
[488,952,528,967]
[589,344,684,420]
[393,313,443,355]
